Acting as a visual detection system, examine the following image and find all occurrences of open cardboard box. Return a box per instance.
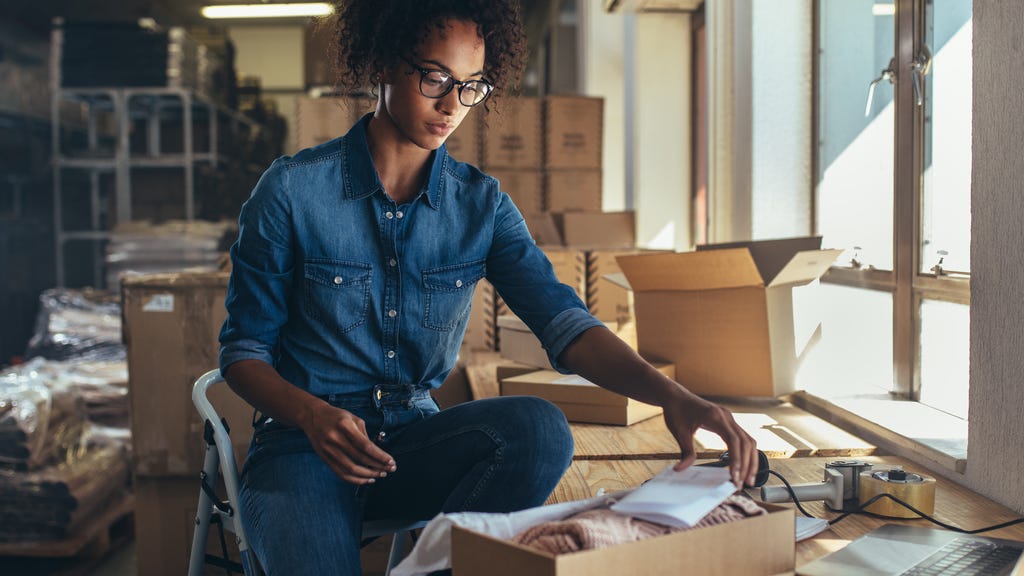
[500,363,671,426]
[614,237,842,397]
[451,502,795,576]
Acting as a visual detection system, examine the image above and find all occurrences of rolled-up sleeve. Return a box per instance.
[486,192,603,373]
[219,159,295,372]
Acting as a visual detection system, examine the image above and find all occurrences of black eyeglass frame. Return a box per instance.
[400,56,494,108]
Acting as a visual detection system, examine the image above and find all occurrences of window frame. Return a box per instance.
[814,0,971,402]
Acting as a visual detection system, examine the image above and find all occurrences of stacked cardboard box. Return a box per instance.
[294,95,376,150]
[122,271,251,575]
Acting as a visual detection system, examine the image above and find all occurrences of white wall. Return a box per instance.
[632,13,691,250]
[580,6,692,250]
[707,0,813,243]
[229,24,306,153]
[751,0,812,239]
[579,2,627,212]
[967,0,1024,513]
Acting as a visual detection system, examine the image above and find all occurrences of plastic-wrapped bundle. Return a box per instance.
[0,443,130,542]
[0,361,88,472]
[23,288,125,362]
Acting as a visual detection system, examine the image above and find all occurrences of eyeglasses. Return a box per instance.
[401,57,494,108]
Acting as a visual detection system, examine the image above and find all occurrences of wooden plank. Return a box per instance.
[571,399,876,460]
[0,492,134,558]
[547,459,667,504]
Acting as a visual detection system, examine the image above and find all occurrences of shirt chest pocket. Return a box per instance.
[421,260,486,332]
[304,260,372,333]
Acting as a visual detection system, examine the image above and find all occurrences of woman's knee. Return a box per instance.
[494,396,574,466]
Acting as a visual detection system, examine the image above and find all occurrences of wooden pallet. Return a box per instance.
[0,491,135,576]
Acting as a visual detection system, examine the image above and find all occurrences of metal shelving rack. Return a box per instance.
[49,23,257,287]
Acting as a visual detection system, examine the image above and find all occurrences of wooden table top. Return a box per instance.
[547,456,1024,569]
[570,399,877,460]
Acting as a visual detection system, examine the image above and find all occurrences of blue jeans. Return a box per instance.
[238,386,574,575]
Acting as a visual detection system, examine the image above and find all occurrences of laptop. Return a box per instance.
[798,524,1024,576]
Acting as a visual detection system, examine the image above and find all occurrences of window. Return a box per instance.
[810,1,972,429]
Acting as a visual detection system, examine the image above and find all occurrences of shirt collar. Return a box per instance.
[341,113,445,210]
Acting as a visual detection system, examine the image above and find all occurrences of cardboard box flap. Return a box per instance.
[602,272,631,291]
[768,248,844,287]
[696,236,823,285]
[616,250,763,292]
[497,314,530,331]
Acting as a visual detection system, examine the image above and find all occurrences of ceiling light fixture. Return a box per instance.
[200,3,334,19]
[872,3,896,16]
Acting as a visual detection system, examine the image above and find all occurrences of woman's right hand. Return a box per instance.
[301,401,397,485]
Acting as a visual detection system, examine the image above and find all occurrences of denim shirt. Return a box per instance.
[219,115,602,397]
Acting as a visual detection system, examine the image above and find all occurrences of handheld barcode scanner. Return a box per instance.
[697,449,771,488]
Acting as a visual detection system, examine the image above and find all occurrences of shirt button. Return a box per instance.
[377,431,387,441]
[396,211,404,219]
[455,279,463,288]
[389,258,397,267]
[375,389,382,400]
[387,309,397,318]
[385,211,394,219]
[333,276,343,285]
[387,350,396,359]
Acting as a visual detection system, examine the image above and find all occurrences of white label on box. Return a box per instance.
[551,374,598,386]
[143,294,175,312]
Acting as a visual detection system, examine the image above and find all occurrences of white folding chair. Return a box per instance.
[187,369,426,576]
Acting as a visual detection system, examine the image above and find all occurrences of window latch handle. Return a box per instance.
[910,45,933,107]
[865,58,897,117]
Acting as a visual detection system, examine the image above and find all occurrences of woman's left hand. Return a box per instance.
[662,392,758,488]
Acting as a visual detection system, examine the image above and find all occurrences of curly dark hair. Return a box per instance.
[332,0,527,111]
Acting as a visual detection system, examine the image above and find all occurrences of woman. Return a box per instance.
[218,1,759,574]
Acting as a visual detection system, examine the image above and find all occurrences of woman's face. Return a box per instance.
[381,18,486,151]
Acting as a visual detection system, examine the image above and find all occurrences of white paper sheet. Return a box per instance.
[609,465,736,528]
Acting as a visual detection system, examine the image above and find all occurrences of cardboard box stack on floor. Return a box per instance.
[122,271,251,575]
[294,95,376,150]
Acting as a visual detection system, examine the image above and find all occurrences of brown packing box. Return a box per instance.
[482,96,543,168]
[444,109,483,166]
[499,363,671,426]
[451,503,794,576]
[496,314,552,369]
[545,169,602,212]
[615,236,842,397]
[554,211,635,249]
[523,211,563,246]
[540,246,586,300]
[585,249,669,323]
[490,168,544,214]
[497,314,633,370]
[544,95,604,170]
[122,272,254,476]
[463,278,497,351]
[294,96,376,150]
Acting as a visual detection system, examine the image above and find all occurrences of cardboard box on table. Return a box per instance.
[615,237,842,397]
[500,362,672,426]
[452,502,795,576]
[294,96,376,150]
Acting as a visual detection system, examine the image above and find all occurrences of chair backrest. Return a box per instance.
[189,368,257,575]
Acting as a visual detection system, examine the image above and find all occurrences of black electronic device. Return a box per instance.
[697,449,771,488]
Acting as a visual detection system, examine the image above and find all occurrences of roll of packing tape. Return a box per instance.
[858,469,936,518]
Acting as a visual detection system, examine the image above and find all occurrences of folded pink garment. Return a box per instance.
[511,495,766,555]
